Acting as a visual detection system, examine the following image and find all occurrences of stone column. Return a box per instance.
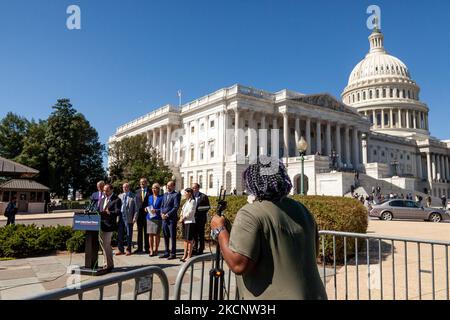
[295,117,300,157]
[413,111,417,129]
[432,153,437,181]
[398,109,402,128]
[335,124,342,166]
[427,152,433,184]
[352,127,360,168]
[406,110,410,128]
[381,110,385,128]
[271,115,279,157]
[316,120,322,155]
[445,155,450,181]
[166,124,172,162]
[305,118,311,155]
[146,131,151,147]
[390,108,394,128]
[159,127,164,159]
[259,113,267,156]
[373,109,377,127]
[345,126,351,167]
[417,154,423,179]
[283,112,289,158]
[152,129,157,148]
[438,154,443,182]
[247,111,256,162]
[234,109,240,156]
[326,121,332,156]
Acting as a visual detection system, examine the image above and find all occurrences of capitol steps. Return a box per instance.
[345,173,442,207]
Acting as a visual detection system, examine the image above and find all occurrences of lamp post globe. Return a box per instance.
[297,137,308,196]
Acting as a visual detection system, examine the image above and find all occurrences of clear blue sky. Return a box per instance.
[1,0,449,148]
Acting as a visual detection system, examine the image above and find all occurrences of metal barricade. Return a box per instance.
[319,230,450,300]
[25,266,169,300]
[173,253,238,300]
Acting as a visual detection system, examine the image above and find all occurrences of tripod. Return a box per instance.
[208,187,227,300]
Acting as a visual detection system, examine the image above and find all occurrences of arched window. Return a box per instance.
[383,88,386,98]
[376,89,380,99]
[390,88,393,97]
[357,92,360,101]
[369,91,372,99]
[396,89,400,98]
[402,89,406,98]
[363,91,366,100]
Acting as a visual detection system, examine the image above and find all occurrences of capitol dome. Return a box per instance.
[342,27,429,138]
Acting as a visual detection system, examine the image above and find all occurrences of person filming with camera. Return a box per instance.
[210,159,327,300]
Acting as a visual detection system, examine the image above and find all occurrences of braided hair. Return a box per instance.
[243,157,292,202]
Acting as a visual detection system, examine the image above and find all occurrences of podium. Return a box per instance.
[72,213,110,276]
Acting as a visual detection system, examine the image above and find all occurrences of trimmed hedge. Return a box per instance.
[178,195,367,263]
[0,224,79,258]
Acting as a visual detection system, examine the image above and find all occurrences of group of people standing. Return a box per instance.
[90,178,210,270]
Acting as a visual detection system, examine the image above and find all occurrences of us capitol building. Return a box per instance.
[109,27,450,202]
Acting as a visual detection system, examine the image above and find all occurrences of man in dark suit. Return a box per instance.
[90,180,105,210]
[98,184,121,271]
[192,183,210,255]
[133,178,151,254]
[160,180,181,260]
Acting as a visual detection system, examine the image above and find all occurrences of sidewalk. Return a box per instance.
[0,212,75,221]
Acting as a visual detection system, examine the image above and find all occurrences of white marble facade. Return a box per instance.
[109,28,450,198]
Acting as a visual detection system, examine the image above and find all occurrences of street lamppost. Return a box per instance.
[297,136,308,195]
[330,149,338,171]
[391,159,399,177]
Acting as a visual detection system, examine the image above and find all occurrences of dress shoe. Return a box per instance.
[159,254,170,259]
[180,258,186,263]
[134,250,143,254]
[167,255,177,260]
[115,251,124,256]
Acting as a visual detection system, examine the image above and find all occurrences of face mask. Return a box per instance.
[247,194,256,204]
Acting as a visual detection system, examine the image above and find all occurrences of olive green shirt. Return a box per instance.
[229,197,327,300]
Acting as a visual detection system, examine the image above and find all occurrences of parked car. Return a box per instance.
[369,199,449,222]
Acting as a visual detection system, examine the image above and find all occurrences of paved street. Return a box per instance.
[324,218,450,300]
[2,214,450,300]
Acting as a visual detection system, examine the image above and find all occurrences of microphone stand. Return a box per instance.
[208,186,227,300]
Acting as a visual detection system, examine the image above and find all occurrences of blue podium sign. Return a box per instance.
[73,214,101,231]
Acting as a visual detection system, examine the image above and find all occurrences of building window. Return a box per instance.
[201,123,205,131]
[381,151,385,157]
[210,120,215,128]
[199,175,203,188]
[209,174,214,189]
[190,147,195,161]
[369,91,373,99]
[210,144,215,158]
[383,88,386,98]
[357,93,360,101]
[30,192,36,202]
[374,150,377,156]
[200,146,204,160]
[390,88,393,97]
[189,176,194,186]
[376,90,379,99]
[363,91,366,100]
[191,126,195,134]
[396,90,400,98]
[37,192,43,202]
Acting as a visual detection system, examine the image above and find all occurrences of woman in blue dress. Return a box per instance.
[146,183,163,256]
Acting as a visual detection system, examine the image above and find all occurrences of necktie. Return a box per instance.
[103,197,109,210]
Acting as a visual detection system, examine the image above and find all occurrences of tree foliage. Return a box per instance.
[0,112,29,159]
[1,99,106,198]
[45,99,106,198]
[108,134,172,192]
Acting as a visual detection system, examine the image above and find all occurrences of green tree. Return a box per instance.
[108,134,172,192]
[45,99,106,199]
[15,120,50,187]
[0,112,30,159]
